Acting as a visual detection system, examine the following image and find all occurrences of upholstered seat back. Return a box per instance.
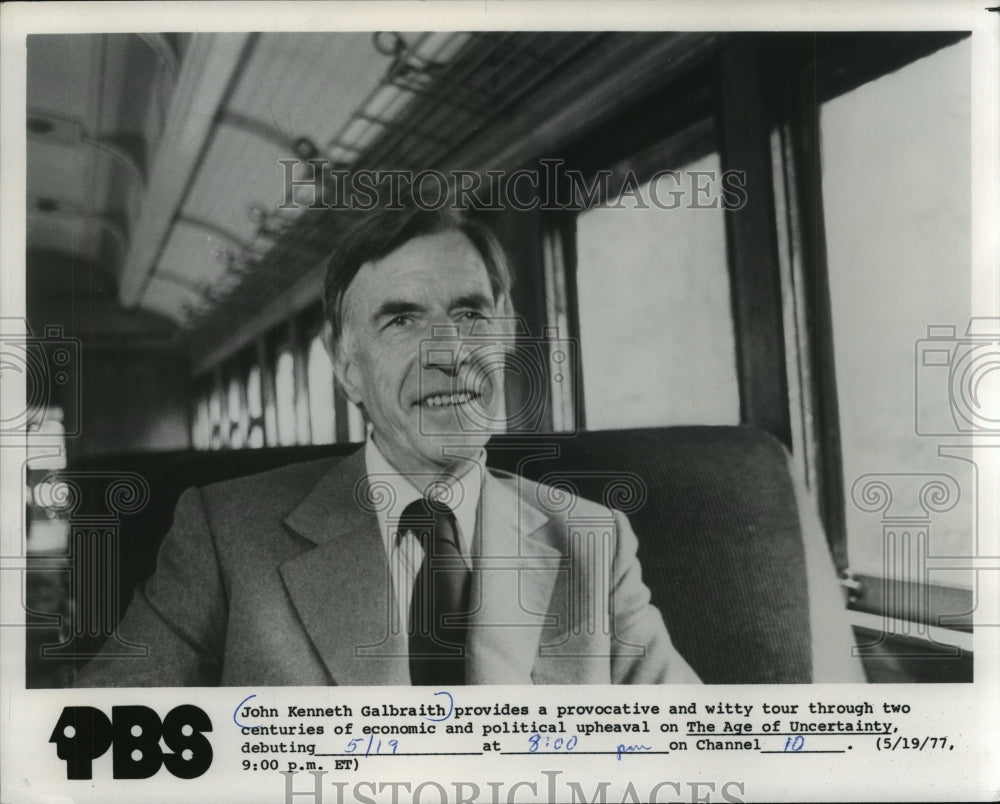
[487,427,812,683]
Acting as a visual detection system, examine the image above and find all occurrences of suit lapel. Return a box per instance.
[278,453,563,686]
[280,449,409,685]
[466,472,562,684]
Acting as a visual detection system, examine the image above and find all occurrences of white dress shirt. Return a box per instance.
[364,434,484,634]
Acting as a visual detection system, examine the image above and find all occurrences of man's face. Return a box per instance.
[332,229,507,477]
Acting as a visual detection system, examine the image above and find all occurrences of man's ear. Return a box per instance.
[324,321,363,405]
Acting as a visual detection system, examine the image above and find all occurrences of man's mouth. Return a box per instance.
[417,390,482,408]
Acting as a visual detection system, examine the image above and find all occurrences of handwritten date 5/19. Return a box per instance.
[877,736,952,751]
[346,736,399,756]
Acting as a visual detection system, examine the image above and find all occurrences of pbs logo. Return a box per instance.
[50,705,213,780]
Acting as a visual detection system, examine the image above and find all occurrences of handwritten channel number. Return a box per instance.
[783,736,805,752]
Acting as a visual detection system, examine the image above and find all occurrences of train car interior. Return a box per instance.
[22,30,974,687]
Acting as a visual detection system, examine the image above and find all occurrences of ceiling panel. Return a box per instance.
[100,34,164,141]
[26,33,189,348]
[155,223,231,288]
[181,126,302,245]
[140,275,204,323]
[26,214,107,277]
[27,139,102,209]
[26,34,97,127]
[26,140,131,241]
[27,31,623,350]
[227,33,392,156]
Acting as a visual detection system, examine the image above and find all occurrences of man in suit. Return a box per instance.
[77,202,699,687]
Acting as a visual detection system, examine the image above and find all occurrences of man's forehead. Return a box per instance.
[347,230,491,303]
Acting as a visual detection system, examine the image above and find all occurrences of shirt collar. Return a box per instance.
[364,433,484,559]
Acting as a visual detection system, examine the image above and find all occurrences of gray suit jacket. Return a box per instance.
[77,449,698,686]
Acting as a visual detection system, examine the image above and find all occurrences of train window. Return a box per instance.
[259,346,279,447]
[208,377,224,450]
[245,363,266,448]
[821,39,972,588]
[192,391,209,450]
[291,322,312,446]
[574,151,739,430]
[226,369,246,449]
[26,409,67,472]
[274,347,297,446]
[307,333,336,445]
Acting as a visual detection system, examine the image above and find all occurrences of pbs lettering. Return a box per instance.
[49,705,213,780]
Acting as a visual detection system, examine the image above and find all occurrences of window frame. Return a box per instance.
[545,31,973,637]
[755,33,974,633]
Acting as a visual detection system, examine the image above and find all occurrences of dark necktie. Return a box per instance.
[398,497,470,685]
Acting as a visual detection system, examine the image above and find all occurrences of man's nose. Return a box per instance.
[421,323,465,371]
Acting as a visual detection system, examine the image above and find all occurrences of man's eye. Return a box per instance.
[385,315,413,329]
[458,310,488,322]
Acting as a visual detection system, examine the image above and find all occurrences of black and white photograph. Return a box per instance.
[1,2,997,802]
